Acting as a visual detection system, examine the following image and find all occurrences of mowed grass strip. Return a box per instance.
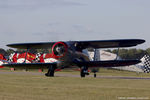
[0,70,150,100]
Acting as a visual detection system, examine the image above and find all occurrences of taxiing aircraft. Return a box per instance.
[2,39,145,77]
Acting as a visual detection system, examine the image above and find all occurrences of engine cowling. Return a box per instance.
[52,42,68,58]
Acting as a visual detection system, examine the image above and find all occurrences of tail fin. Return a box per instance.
[141,55,150,73]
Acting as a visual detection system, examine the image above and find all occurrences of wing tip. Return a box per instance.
[136,39,145,44]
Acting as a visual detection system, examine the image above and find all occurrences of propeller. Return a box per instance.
[52,42,68,58]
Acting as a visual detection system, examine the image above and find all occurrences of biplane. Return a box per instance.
[2,39,145,77]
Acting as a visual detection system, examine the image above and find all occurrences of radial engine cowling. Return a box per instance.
[52,42,68,58]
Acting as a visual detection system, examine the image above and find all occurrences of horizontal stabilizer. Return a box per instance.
[74,60,141,68]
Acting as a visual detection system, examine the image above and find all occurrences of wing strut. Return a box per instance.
[94,49,100,61]
[115,48,120,60]
[93,49,100,78]
[24,47,29,63]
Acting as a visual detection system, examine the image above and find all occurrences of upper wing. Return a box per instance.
[6,39,145,49]
[74,60,141,68]
[7,42,55,49]
[74,39,145,49]
[2,62,57,69]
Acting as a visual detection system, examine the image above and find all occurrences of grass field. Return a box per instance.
[0,68,150,100]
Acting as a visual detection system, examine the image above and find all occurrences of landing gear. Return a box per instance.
[80,66,89,78]
[94,72,96,78]
[80,69,85,77]
[91,68,99,78]
[45,65,56,77]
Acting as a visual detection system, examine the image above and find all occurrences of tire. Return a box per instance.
[80,68,85,77]
[45,66,56,77]
[94,73,96,78]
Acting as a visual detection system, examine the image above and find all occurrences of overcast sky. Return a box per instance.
[0,0,150,49]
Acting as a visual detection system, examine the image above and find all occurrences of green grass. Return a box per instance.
[0,69,150,100]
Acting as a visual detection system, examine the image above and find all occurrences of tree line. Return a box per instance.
[0,48,150,59]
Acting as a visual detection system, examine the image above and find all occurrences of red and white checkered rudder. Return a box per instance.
[39,53,58,63]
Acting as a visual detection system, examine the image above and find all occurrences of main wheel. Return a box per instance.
[80,69,85,77]
[80,67,87,77]
[94,73,96,78]
[45,65,56,77]
[49,67,54,77]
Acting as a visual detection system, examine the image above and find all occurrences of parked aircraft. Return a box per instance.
[0,54,6,68]
[2,39,145,77]
[8,52,36,63]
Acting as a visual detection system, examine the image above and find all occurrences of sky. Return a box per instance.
[0,0,150,49]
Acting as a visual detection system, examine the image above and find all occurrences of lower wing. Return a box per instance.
[74,60,141,67]
[2,62,57,69]
[2,60,141,69]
